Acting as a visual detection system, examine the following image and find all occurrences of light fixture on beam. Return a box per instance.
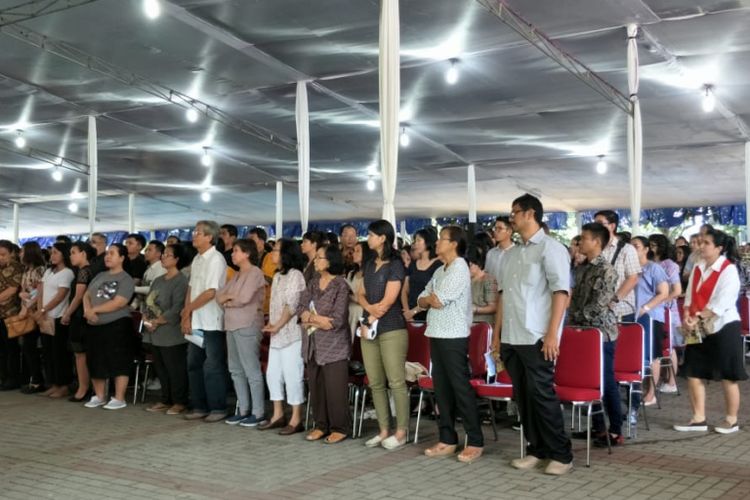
[201,147,213,167]
[186,107,199,123]
[201,190,211,202]
[68,202,79,213]
[596,155,607,175]
[366,177,376,192]
[51,167,63,182]
[143,0,161,20]
[399,127,410,148]
[14,130,26,149]
[445,59,459,85]
[702,84,716,113]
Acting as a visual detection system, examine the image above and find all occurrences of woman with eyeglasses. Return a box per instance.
[401,228,441,323]
[143,244,190,415]
[297,244,352,444]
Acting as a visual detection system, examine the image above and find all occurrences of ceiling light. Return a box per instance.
[596,155,607,175]
[143,0,161,20]
[201,147,213,167]
[186,108,199,123]
[366,178,376,191]
[14,130,26,149]
[702,85,716,113]
[201,190,211,202]
[445,59,459,85]
[51,167,63,182]
[68,202,78,213]
[399,127,410,148]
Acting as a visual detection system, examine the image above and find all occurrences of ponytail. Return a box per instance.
[705,228,740,264]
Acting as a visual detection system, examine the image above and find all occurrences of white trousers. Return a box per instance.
[265,340,305,405]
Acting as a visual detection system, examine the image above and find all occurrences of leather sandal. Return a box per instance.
[324,432,348,444]
[278,423,305,436]
[424,443,457,458]
[305,429,327,441]
[258,417,287,431]
[457,446,483,464]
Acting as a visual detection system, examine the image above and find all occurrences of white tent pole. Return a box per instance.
[11,203,20,244]
[296,81,310,234]
[275,181,283,239]
[468,164,477,223]
[379,0,400,229]
[745,142,750,240]
[575,211,584,234]
[87,115,98,237]
[627,23,642,235]
[127,193,135,233]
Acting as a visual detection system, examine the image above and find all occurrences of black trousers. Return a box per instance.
[21,330,44,385]
[151,343,189,406]
[501,342,573,463]
[0,319,22,385]
[430,337,484,447]
[40,319,73,387]
[308,359,351,435]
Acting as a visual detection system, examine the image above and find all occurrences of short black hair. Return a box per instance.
[166,235,181,244]
[414,227,438,259]
[278,238,305,274]
[56,235,72,245]
[339,224,357,236]
[495,215,511,226]
[21,241,46,268]
[465,245,486,268]
[322,244,345,275]
[249,227,267,242]
[71,242,97,263]
[233,239,260,266]
[302,230,327,250]
[167,243,190,270]
[581,222,610,249]
[220,224,238,237]
[648,233,674,261]
[148,240,165,254]
[126,233,147,249]
[512,193,544,225]
[594,210,619,229]
[326,232,339,247]
[50,242,72,269]
[440,226,467,256]
[368,219,400,261]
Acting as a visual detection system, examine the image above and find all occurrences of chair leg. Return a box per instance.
[305,388,311,430]
[586,404,592,468]
[142,364,150,403]
[358,387,368,438]
[352,387,360,439]
[132,363,140,405]
[414,390,424,444]
[488,401,498,441]
[519,421,525,458]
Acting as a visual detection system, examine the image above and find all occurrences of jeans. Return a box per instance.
[227,327,265,418]
[591,340,622,436]
[187,330,228,414]
[360,329,409,431]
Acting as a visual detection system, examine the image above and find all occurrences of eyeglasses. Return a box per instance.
[161,253,174,259]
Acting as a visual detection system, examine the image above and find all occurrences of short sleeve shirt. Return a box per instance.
[406,259,442,309]
[0,261,24,318]
[41,267,75,319]
[363,258,406,335]
[188,246,227,331]
[87,271,135,325]
[636,262,668,323]
[601,238,641,317]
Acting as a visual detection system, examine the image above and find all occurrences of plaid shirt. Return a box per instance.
[601,238,641,318]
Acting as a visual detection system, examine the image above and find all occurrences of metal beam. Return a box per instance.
[475,0,632,116]
[0,0,98,27]
[0,23,298,152]
[0,136,88,175]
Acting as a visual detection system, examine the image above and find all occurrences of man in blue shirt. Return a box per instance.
[493,194,573,475]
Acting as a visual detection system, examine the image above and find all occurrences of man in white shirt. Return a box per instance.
[485,216,514,287]
[182,220,228,422]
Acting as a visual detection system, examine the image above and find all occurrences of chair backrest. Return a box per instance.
[740,296,750,333]
[555,326,602,394]
[468,322,492,379]
[614,322,644,375]
[406,322,430,369]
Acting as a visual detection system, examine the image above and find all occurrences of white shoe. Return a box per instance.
[365,434,385,448]
[659,384,678,394]
[103,398,127,410]
[381,435,407,450]
[146,379,162,391]
[84,395,106,408]
[510,455,541,470]
[544,460,573,476]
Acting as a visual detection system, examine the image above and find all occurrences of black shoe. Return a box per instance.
[571,430,606,440]
[20,383,46,394]
[594,433,625,448]
[68,391,91,402]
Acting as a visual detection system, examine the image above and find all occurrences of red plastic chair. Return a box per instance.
[555,326,609,467]
[614,322,649,438]
[739,296,750,359]
[473,366,525,457]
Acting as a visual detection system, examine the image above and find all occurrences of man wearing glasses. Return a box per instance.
[493,194,573,475]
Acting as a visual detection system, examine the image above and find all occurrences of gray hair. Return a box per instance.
[195,220,220,246]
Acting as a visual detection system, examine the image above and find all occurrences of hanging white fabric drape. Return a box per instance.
[87,115,98,237]
[467,164,477,223]
[745,142,750,239]
[127,193,135,233]
[11,203,19,244]
[379,0,400,229]
[627,24,642,236]
[296,81,310,234]
[276,181,283,239]
[399,220,407,242]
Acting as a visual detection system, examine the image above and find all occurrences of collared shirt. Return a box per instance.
[0,260,23,319]
[189,246,227,331]
[569,255,618,341]
[498,229,570,345]
[635,261,668,323]
[420,257,472,339]
[134,260,167,296]
[601,237,641,318]
[685,256,740,333]
[485,244,514,288]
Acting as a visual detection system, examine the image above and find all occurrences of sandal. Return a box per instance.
[457,446,483,464]
[305,429,327,441]
[324,432,348,444]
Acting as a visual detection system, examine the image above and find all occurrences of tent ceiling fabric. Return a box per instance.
[1,0,749,237]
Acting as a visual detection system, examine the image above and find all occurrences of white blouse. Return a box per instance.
[684,256,740,334]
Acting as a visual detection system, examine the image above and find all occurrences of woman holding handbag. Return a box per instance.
[674,229,748,434]
[18,242,47,394]
[35,242,75,399]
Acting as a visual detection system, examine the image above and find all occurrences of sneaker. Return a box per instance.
[544,460,573,476]
[673,421,708,432]
[365,434,385,448]
[714,420,739,434]
[103,398,127,410]
[381,435,407,450]
[238,415,264,427]
[510,455,541,470]
[225,414,247,426]
[659,384,678,394]
[84,395,106,408]
[146,379,162,391]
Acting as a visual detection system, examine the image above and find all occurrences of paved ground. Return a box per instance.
[2,377,750,500]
